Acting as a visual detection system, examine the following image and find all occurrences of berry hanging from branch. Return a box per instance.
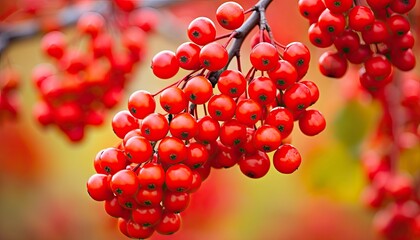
[87,0,326,239]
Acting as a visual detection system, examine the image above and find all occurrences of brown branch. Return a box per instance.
[208,0,273,87]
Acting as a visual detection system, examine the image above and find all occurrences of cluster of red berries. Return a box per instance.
[0,66,20,122]
[360,73,420,240]
[298,0,416,91]
[87,1,326,238]
[31,1,157,141]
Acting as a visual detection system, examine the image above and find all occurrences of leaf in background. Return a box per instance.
[300,142,366,203]
[332,100,378,152]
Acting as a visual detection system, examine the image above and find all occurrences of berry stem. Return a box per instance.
[208,0,273,86]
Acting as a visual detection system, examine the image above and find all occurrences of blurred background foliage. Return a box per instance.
[1,0,418,240]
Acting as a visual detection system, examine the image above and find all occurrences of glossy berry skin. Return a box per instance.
[176,42,202,70]
[318,50,348,78]
[298,109,326,136]
[308,22,334,48]
[348,6,375,32]
[96,147,127,175]
[127,90,155,119]
[216,1,245,30]
[219,119,247,146]
[184,142,209,169]
[250,42,279,71]
[141,113,169,142]
[208,94,236,121]
[126,220,155,239]
[298,0,326,23]
[110,169,140,197]
[235,98,262,126]
[238,150,270,179]
[158,136,188,165]
[283,42,311,80]
[217,69,246,98]
[361,20,389,44]
[268,60,298,90]
[170,113,198,140]
[195,115,220,144]
[199,42,228,71]
[318,9,346,36]
[123,136,153,164]
[364,54,392,79]
[159,87,188,114]
[187,17,216,46]
[283,82,312,111]
[253,125,282,152]
[265,107,294,139]
[151,50,179,79]
[248,76,277,106]
[183,76,213,104]
[273,144,302,174]
[135,188,163,207]
[154,211,181,235]
[165,164,193,193]
[324,0,352,13]
[162,191,190,213]
[105,197,131,219]
[300,80,319,105]
[138,162,165,190]
[112,110,139,139]
[132,205,163,227]
[87,174,114,201]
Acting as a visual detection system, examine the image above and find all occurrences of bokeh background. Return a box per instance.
[0,0,418,239]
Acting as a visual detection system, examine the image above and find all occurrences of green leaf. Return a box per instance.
[332,100,377,151]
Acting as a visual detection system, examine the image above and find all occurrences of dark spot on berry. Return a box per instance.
[262,59,270,66]
[104,166,111,173]
[233,139,241,145]
[215,110,222,116]
[328,26,335,32]
[130,107,136,114]
[144,200,152,206]
[116,188,123,195]
[246,172,255,178]
[259,94,267,102]
[125,202,133,209]
[192,30,200,38]
[193,163,202,169]
[263,145,271,151]
[277,125,284,132]
[297,103,305,110]
[180,55,188,63]
[251,114,257,120]
[297,59,305,66]
[181,132,189,139]
[229,88,237,94]
[170,154,177,160]
[147,184,156,190]
[277,79,285,86]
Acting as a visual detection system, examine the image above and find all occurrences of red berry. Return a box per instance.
[273,144,302,174]
[216,1,245,30]
[151,50,179,79]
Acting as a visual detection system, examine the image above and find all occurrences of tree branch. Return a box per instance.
[208,0,273,86]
